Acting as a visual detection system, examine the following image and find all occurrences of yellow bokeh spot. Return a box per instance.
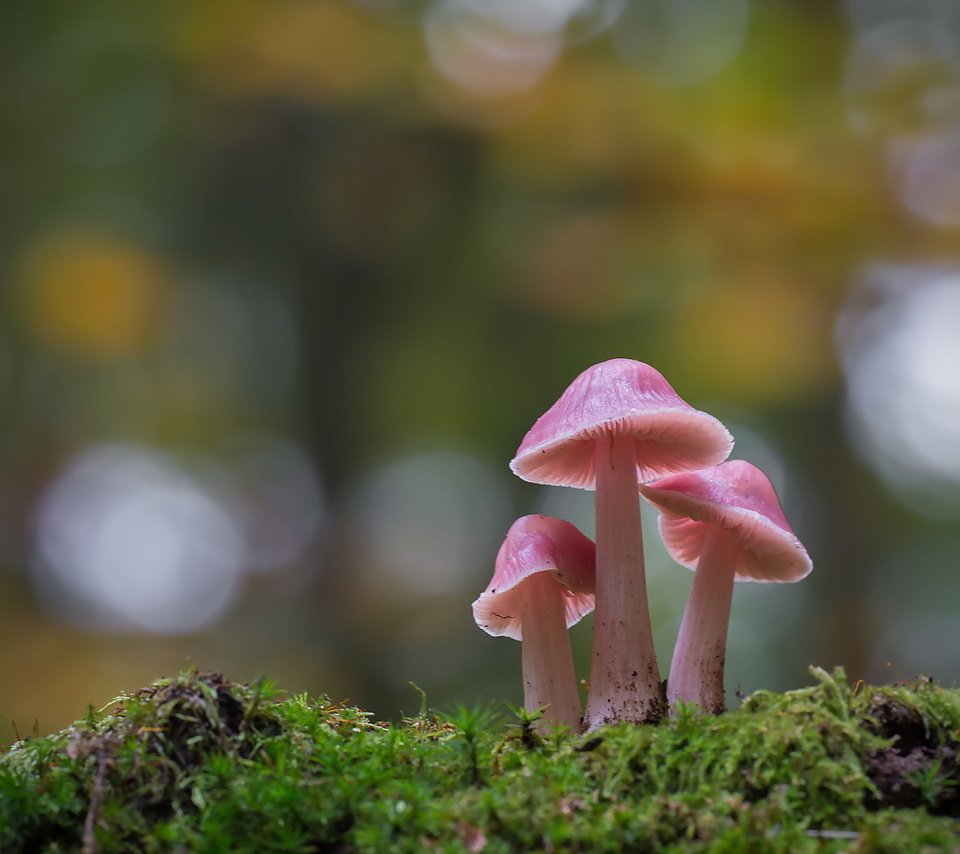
[176,0,402,103]
[18,232,168,359]
[672,275,834,404]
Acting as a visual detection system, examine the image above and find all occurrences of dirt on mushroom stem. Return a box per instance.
[584,433,665,728]
[587,659,667,728]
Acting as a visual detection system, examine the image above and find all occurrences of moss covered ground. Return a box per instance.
[1,667,958,852]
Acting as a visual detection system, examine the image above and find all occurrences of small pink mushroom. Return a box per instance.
[639,460,812,714]
[472,515,596,731]
[510,359,733,727]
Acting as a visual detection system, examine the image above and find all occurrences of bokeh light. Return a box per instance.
[32,444,244,634]
[843,17,958,140]
[838,264,960,516]
[343,449,512,598]
[843,5,960,226]
[423,0,566,98]
[17,232,168,359]
[611,0,749,86]
[891,130,960,227]
[220,433,326,574]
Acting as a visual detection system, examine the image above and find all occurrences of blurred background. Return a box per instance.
[2,0,960,736]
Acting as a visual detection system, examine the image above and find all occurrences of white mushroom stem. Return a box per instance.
[585,433,665,729]
[668,526,738,714]
[520,572,583,731]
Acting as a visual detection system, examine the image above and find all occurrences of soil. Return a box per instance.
[863,690,960,816]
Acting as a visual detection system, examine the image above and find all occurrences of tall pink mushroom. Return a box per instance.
[472,515,596,731]
[639,460,812,714]
[510,359,733,727]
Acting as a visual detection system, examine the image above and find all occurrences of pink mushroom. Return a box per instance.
[639,459,812,714]
[472,515,596,731]
[510,359,733,727]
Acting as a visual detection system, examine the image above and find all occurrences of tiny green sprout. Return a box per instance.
[407,681,429,720]
[439,703,500,785]
[241,675,279,731]
[908,756,958,807]
[439,702,500,739]
[506,702,543,750]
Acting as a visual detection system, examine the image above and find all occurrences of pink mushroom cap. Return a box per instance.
[510,359,734,488]
[639,460,812,583]
[473,515,596,641]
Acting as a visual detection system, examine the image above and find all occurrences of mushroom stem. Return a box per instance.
[520,571,583,731]
[667,527,738,714]
[585,433,665,729]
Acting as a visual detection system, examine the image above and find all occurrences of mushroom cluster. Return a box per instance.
[472,359,812,731]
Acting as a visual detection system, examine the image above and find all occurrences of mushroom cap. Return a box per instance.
[639,460,812,583]
[510,359,733,489]
[472,514,596,640]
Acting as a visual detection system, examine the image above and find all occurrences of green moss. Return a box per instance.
[1,667,958,852]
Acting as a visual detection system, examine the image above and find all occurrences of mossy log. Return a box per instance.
[1,667,958,852]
